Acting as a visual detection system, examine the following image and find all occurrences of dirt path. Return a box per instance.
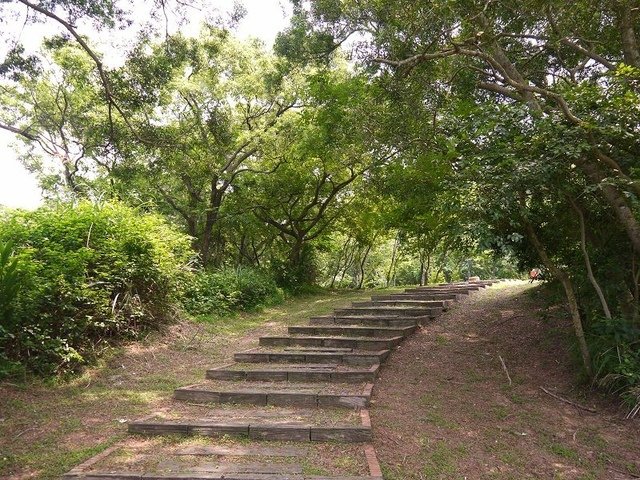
[372,281,640,479]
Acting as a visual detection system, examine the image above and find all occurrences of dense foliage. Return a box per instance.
[0,202,192,376]
[182,267,284,315]
[286,0,640,407]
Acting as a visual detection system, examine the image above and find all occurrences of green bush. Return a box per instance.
[0,201,192,377]
[589,317,640,412]
[182,267,284,315]
[0,241,26,378]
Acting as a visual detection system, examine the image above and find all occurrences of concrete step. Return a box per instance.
[405,285,481,293]
[259,334,404,350]
[128,406,373,442]
[234,347,388,366]
[175,379,373,408]
[371,293,462,301]
[288,324,416,338]
[437,280,496,286]
[351,299,452,308]
[206,363,379,383]
[64,437,382,479]
[309,315,419,327]
[333,306,443,318]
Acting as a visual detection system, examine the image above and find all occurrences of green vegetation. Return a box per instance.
[0,201,191,376]
[182,267,284,315]
[0,0,638,412]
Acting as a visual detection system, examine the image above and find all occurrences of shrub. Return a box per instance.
[0,201,192,377]
[182,267,284,315]
[589,317,640,415]
[0,241,26,378]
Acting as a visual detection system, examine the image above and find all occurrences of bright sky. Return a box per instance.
[0,0,292,209]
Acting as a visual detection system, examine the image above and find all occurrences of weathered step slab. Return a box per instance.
[333,307,443,318]
[309,315,419,328]
[438,279,495,286]
[128,407,372,442]
[371,292,463,300]
[351,299,451,308]
[65,474,382,480]
[174,445,309,456]
[206,363,379,383]
[234,348,388,366]
[405,285,481,293]
[259,335,403,351]
[287,325,415,338]
[175,380,373,408]
[64,437,380,479]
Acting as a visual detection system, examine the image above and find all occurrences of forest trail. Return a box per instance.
[373,282,640,479]
[61,280,498,479]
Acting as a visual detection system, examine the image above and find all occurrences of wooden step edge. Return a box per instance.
[257,337,403,352]
[288,325,414,333]
[65,473,382,479]
[62,443,383,480]
[205,364,379,383]
[127,420,372,443]
[259,334,404,342]
[173,385,372,408]
[309,317,419,327]
[233,349,388,364]
[174,386,371,409]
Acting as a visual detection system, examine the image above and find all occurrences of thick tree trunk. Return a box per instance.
[575,156,640,253]
[619,2,640,67]
[200,179,225,267]
[289,238,304,268]
[524,222,593,377]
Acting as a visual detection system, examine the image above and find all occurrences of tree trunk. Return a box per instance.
[357,243,373,289]
[619,2,640,67]
[200,178,225,267]
[289,238,304,269]
[575,156,640,253]
[569,198,612,319]
[339,240,357,285]
[331,236,352,288]
[386,235,399,288]
[524,222,593,377]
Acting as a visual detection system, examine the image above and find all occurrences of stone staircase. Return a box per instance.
[64,280,498,480]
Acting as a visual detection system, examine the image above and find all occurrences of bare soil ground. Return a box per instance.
[0,288,397,479]
[372,281,640,480]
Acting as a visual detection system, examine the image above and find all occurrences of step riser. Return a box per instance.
[309,316,419,327]
[372,294,462,301]
[334,308,442,317]
[65,473,384,480]
[128,423,371,442]
[287,326,415,337]
[406,286,480,293]
[174,389,369,408]
[259,337,402,350]
[206,369,377,383]
[233,352,386,366]
[351,300,449,308]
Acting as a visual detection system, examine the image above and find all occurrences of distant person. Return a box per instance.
[529,268,542,283]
